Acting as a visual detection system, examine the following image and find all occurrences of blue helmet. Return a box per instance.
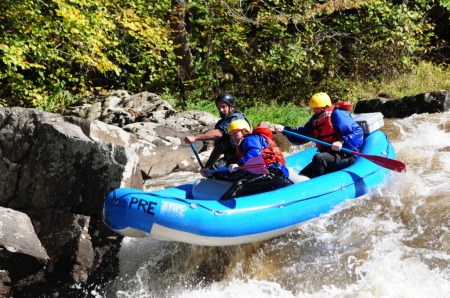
[215,93,235,107]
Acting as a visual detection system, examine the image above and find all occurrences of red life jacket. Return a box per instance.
[312,102,352,151]
[236,126,286,166]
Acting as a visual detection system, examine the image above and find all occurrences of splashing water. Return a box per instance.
[105,112,450,298]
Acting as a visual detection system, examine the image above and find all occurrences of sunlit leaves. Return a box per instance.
[0,0,174,109]
[0,0,444,110]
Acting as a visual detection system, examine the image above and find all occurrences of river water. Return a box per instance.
[103,112,450,297]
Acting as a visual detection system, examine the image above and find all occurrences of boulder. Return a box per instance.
[63,92,219,177]
[354,91,450,117]
[0,207,49,292]
[0,107,140,296]
[0,108,142,213]
[0,102,218,296]
[123,122,203,177]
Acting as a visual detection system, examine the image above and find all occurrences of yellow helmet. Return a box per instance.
[228,119,251,133]
[309,92,331,108]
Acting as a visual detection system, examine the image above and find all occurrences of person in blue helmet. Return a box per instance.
[184,93,251,173]
[274,92,363,178]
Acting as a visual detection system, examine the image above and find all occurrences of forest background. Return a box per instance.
[1,0,449,126]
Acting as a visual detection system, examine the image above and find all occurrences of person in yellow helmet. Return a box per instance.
[217,119,292,200]
[274,92,363,178]
[184,93,251,174]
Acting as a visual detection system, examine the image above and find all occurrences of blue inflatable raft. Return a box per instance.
[103,116,396,246]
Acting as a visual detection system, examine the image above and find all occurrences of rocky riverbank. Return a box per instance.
[0,90,448,296]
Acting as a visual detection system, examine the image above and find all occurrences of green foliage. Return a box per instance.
[38,89,84,114]
[183,97,218,115]
[352,61,450,100]
[181,99,312,128]
[182,0,443,107]
[439,1,450,10]
[0,0,447,111]
[0,0,175,109]
[338,1,432,79]
[243,102,312,128]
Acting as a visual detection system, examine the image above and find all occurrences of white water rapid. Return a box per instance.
[103,112,450,298]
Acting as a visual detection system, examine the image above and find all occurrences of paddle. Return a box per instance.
[190,143,204,168]
[282,130,406,172]
[205,156,268,174]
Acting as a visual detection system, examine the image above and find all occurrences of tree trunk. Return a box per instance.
[170,0,196,98]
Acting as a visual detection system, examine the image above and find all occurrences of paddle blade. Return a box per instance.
[352,152,407,172]
[204,156,268,174]
[240,156,267,174]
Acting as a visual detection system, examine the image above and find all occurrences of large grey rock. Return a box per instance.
[62,93,219,177]
[67,90,178,126]
[38,212,93,285]
[354,91,450,117]
[0,270,10,297]
[0,107,142,214]
[0,104,218,295]
[165,110,218,132]
[0,107,140,296]
[0,207,49,284]
[0,94,220,295]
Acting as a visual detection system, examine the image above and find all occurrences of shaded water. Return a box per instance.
[105,113,450,297]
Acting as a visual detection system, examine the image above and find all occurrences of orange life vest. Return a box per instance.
[236,126,286,166]
[312,102,352,151]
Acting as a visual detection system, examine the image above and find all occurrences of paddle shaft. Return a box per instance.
[190,144,204,168]
[283,130,354,154]
[205,164,265,174]
[282,129,406,172]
